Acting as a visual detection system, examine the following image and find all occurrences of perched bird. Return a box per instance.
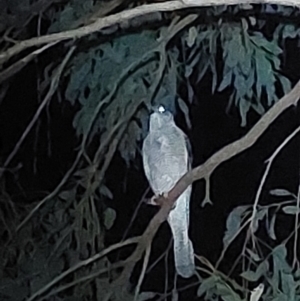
[142,105,195,278]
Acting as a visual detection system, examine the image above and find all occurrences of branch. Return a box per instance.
[0,41,58,84]
[26,236,140,301]
[110,78,300,294]
[177,79,300,203]
[1,0,300,65]
[25,78,299,300]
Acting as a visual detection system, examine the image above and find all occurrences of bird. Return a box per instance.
[142,105,195,278]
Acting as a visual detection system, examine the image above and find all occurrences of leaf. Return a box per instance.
[282,206,300,215]
[119,120,142,166]
[238,98,251,127]
[225,35,241,68]
[251,33,282,55]
[197,275,219,297]
[252,208,268,233]
[99,185,113,199]
[186,81,194,104]
[269,189,294,196]
[177,98,191,129]
[196,53,210,83]
[251,102,265,115]
[272,293,288,301]
[137,292,157,301]
[234,72,248,98]
[266,82,276,105]
[103,208,116,230]
[247,248,261,261]
[273,244,291,274]
[249,17,256,26]
[266,214,276,240]
[240,270,258,281]
[255,50,272,96]
[294,269,300,278]
[282,24,298,39]
[210,57,218,93]
[185,52,201,78]
[240,261,268,282]
[223,205,250,248]
[186,26,198,48]
[184,65,193,78]
[281,273,295,297]
[216,282,242,301]
[278,75,291,95]
[59,189,76,200]
[218,71,232,91]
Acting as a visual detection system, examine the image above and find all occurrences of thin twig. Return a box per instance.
[0,46,76,177]
[134,242,152,301]
[249,126,300,234]
[146,237,172,274]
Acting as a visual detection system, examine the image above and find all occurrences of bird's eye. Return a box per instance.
[158,105,165,113]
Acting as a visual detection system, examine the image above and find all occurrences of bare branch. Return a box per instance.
[1,0,300,65]
[0,42,58,84]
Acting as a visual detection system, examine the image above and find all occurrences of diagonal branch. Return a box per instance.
[25,79,300,301]
[0,42,58,84]
[111,78,300,293]
[173,79,300,203]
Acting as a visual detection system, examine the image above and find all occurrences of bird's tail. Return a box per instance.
[167,190,195,278]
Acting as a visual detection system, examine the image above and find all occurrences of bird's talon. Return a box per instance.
[149,195,159,205]
[162,192,169,199]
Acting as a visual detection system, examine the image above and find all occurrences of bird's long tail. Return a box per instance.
[167,189,195,278]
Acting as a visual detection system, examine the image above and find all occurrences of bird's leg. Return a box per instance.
[145,193,163,206]
[148,192,176,209]
[149,194,160,206]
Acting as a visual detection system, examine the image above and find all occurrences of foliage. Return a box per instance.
[204,187,300,301]
[224,188,299,246]
[64,30,184,165]
[47,0,95,33]
[181,19,292,126]
[0,175,118,301]
[56,3,297,171]
[0,1,300,301]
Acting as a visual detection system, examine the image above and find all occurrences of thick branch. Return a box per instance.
[169,79,300,204]
[1,0,300,65]
[24,79,300,301]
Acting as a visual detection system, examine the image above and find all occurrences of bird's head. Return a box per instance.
[149,105,174,131]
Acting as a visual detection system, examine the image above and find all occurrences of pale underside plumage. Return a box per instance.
[142,110,195,278]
